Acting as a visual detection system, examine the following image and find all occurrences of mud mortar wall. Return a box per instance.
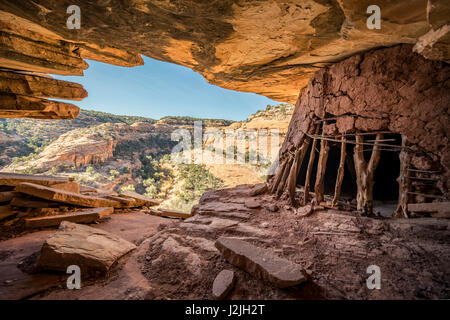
[278,45,450,198]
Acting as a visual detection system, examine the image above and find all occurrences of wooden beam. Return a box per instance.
[332,136,347,206]
[394,135,410,218]
[287,137,311,205]
[314,126,330,203]
[276,157,293,198]
[303,125,320,205]
[270,158,287,193]
[353,133,383,214]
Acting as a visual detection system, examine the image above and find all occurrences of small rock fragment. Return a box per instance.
[212,269,235,300]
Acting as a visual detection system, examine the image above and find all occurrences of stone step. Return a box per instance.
[16,182,121,208]
[25,207,114,228]
[215,237,308,288]
[0,172,69,187]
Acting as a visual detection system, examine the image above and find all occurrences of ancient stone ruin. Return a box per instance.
[0,0,449,301]
[269,44,450,218]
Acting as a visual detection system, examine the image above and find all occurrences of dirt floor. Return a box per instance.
[1,185,449,299]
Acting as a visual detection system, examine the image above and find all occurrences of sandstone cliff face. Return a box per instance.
[276,44,450,198]
[0,0,448,104]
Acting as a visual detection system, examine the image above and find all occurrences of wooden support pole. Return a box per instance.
[287,137,311,205]
[270,158,287,193]
[276,157,293,198]
[332,135,347,207]
[303,125,320,205]
[314,125,330,203]
[394,135,410,218]
[353,133,383,215]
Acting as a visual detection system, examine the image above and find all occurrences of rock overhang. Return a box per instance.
[0,0,448,107]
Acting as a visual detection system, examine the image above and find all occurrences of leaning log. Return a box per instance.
[314,134,330,203]
[393,135,410,218]
[287,137,311,205]
[303,125,320,205]
[332,136,347,207]
[353,133,383,214]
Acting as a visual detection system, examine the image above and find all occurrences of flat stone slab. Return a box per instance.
[149,208,192,219]
[16,182,121,208]
[25,207,114,228]
[38,221,136,274]
[212,269,235,299]
[118,191,160,207]
[106,195,136,208]
[0,172,69,187]
[10,196,60,208]
[50,182,80,194]
[215,237,307,288]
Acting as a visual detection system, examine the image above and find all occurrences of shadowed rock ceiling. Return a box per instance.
[0,0,449,103]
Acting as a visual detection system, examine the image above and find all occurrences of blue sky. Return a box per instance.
[54,56,277,121]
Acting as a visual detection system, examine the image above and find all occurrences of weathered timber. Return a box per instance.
[303,125,320,205]
[287,137,311,205]
[394,135,410,218]
[276,157,293,198]
[314,126,330,203]
[332,136,347,206]
[353,133,383,214]
[270,158,287,193]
